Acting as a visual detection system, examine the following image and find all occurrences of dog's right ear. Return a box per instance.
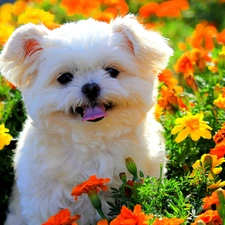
[0,23,49,87]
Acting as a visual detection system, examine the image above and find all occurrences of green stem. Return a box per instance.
[96,207,107,220]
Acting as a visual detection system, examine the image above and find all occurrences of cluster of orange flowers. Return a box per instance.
[191,189,225,225]
[42,175,186,225]
[0,0,129,45]
[42,170,225,225]
[157,68,188,117]
[210,123,225,160]
[139,0,189,18]
[61,0,128,22]
[156,21,225,118]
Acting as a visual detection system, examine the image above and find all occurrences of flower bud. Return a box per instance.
[88,191,102,209]
[203,154,213,172]
[88,191,107,219]
[213,84,221,99]
[218,47,225,70]
[125,157,138,179]
[216,189,225,219]
[196,220,206,225]
[119,172,127,183]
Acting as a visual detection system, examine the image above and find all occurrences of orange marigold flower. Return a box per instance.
[178,42,187,51]
[191,23,218,50]
[191,48,211,72]
[110,204,153,225]
[42,208,80,225]
[214,94,225,110]
[155,1,179,18]
[171,0,189,10]
[61,0,100,16]
[139,2,159,18]
[93,11,115,23]
[12,0,27,16]
[152,217,185,225]
[204,25,218,50]
[158,69,178,89]
[158,85,187,112]
[191,210,222,225]
[217,29,225,44]
[97,219,109,225]
[184,74,199,93]
[102,0,129,16]
[71,175,110,201]
[174,51,194,75]
[202,190,225,209]
[210,144,225,159]
[213,124,225,146]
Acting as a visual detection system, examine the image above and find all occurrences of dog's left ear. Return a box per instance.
[0,23,49,88]
[111,15,173,73]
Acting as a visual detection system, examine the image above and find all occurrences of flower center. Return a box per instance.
[186,118,200,130]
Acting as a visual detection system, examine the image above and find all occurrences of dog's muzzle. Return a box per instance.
[72,82,113,122]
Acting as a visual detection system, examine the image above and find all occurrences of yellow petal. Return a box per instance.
[171,125,184,134]
[190,131,201,141]
[175,128,189,143]
[202,130,212,139]
[213,167,223,175]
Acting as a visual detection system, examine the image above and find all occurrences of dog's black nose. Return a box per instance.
[82,82,100,99]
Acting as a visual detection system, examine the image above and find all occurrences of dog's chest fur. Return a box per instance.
[15,118,154,186]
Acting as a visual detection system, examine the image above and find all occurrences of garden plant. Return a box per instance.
[1,0,225,224]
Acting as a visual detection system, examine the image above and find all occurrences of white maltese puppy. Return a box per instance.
[0,15,173,225]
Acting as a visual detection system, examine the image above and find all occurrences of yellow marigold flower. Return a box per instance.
[171,112,212,143]
[192,154,225,181]
[154,104,164,121]
[0,124,13,150]
[207,179,225,190]
[18,7,55,28]
[0,3,14,23]
[214,94,225,110]
[0,24,15,45]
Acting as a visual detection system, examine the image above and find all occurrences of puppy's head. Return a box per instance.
[0,15,173,137]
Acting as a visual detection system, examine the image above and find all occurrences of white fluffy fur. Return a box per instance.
[0,15,173,225]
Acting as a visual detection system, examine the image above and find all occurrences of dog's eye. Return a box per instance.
[105,68,119,78]
[57,73,73,85]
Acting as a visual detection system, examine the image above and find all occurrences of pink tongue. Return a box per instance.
[82,105,107,121]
